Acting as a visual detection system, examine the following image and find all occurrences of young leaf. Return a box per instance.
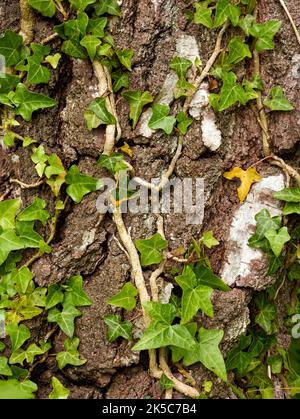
[69,0,96,11]
[112,71,129,93]
[6,323,30,351]
[227,37,252,65]
[45,53,61,69]
[169,57,193,78]
[264,227,290,257]
[49,377,70,399]
[87,17,108,37]
[103,314,133,342]
[202,231,219,249]
[64,276,92,307]
[80,35,101,60]
[14,267,33,295]
[283,202,300,215]
[194,3,213,28]
[56,337,86,369]
[65,165,103,204]
[215,0,240,27]
[17,198,50,226]
[223,166,262,203]
[10,83,57,122]
[0,199,21,230]
[88,97,116,125]
[175,266,214,324]
[98,153,128,174]
[61,40,87,59]
[253,209,281,241]
[0,379,37,399]
[122,90,153,129]
[249,20,281,52]
[107,282,138,311]
[28,0,56,17]
[214,71,250,112]
[176,111,193,135]
[135,233,168,267]
[116,49,134,71]
[264,86,294,111]
[148,104,176,135]
[47,303,81,338]
[183,328,227,382]
[0,30,24,67]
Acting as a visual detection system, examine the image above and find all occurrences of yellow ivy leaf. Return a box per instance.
[223,167,262,203]
[120,142,133,158]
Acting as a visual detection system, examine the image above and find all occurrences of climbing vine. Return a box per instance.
[0,0,299,399]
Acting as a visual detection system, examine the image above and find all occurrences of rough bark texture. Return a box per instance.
[0,0,299,399]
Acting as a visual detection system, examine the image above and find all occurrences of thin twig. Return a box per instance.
[40,33,59,45]
[278,0,300,46]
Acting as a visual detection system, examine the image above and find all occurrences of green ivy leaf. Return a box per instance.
[98,153,128,173]
[148,103,176,135]
[47,303,81,338]
[193,264,231,292]
[87,17,108,37]
[202,231,220,249]
[116,49,134,71]
[264,86,294,111]
[135,233,168,267]
[84,110,101,130]
[94,0,121,17]
[64,276,92,307]
[0,379,37,399]
[0,230,25,266]
[264,227,290,257]
[65,165,103,204]
[69,0,96,11]
[160,374,174,390]
[112,71,129,93]
[227,36,252,64]
[183,328,227,382]
[122,90,153,129]
[61,40,87,59]
[14,267,33,295]
[283,202,300,215]
[0,199,21,230]
[226,335,253,375]
[176,111,193,135]
[103,314,133,342]
[215,0,240,28]
[175,266,214,324]
[49,377,70,399]
[0,357,12,376]
[10,83,57,121]
[0,30,24,67]
[56,337,87,369]
[88,97,116,125]
[6,323,30,351]
[27,57,51,84]
[169,57,193,78]
[80,35,101,60]
[252,209,281,241]
[28,0,56,17]
[15,221,49,251]
[45,53,61,69]
[239,14,256,36]
[45,284,64,310]
[194,3,213,28]
[17,198,50,226]
[107,282,138,311]
[214,72,249,112]
[274,187,300,202]
[250,20,281,52]
[255,294,277,335]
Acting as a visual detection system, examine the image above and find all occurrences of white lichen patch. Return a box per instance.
[221,175,285,288]
[288,53,300,79]
[151,0,163,13]
[176,35,201,63]
[78,229,96,253]
[189,83,210,120]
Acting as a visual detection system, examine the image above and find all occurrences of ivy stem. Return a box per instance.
[278,0,300,46]
[183,21,228,113]
[19,0,34,45]
[9,178,44,189]
[54,0,69,20]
